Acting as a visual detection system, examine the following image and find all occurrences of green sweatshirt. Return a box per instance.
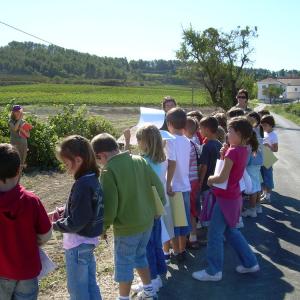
[101,151,166,237]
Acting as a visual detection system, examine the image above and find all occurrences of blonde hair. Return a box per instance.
[136,125,166,163]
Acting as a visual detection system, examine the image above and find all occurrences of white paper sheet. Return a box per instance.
[38,248,56,280]
[212,159,228,190]
[117,107,167,145]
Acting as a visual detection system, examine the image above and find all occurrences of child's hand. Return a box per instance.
[220,143,229,160]
[167,184,175,196]
[207,176,214,187]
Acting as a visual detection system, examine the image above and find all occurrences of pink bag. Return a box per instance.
[200,190,216,226]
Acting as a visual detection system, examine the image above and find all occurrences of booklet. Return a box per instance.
[169,192,188,227]
[38,248,56,280]
[263,145,278,169]
[212,159,228,190]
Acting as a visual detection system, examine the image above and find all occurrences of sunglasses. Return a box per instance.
[237,96,247,99]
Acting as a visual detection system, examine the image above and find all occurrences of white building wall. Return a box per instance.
[286,85,300,100]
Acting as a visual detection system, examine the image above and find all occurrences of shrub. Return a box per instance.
[0,104,10,143]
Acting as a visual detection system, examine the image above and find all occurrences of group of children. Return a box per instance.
[0,89,279,300]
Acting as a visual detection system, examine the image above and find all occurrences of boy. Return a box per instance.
[91,134,166,300]
[164,107,191,262]
[0,143,52,300]
[260,114,278,203]
[183,117,202,249]
[198,117,222,240]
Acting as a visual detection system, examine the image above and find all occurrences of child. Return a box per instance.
[164,107,191,262]
[227,107,245,119]
[91,133,166,300]
[187,110,204,145]
[198,117,222,239]
[8,105,31,168]
[192,117,259,281]
[160,96,177,131]
[213,112,227,132]
[260,115,278,203]
[129,125,168,294]
[52,135,103,300]
[0,143,52,299]
[242,112,264,217]
[183,117,202,249]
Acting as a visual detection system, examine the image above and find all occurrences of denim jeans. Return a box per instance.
[206,202,258,275]
[65,243,101,300]
[0,277,38,300]
[146,218,167,280]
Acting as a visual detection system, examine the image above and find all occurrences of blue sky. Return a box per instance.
[1,0,299,71]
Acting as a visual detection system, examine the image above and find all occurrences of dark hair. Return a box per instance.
[247,111,264,137]
[227,107,245,118]
[187,110,203,123]
[91,133,119,154]
[162,96,177,110]
[57,135,99,179]
[185,117,199,135]
[213,112,227,132]
[0,143,20,182]
[261,115,275,128]
[166,107,187,130]
[216,126,226,144]
[248,131,259,153]
[258,109,270,117]
[227,117,253,145]
[237,89,249,100]
[199,116,219,134]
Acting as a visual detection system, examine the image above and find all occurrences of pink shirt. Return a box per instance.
[213,146,248,227]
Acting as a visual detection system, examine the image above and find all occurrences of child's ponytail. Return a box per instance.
[248,130,259,153]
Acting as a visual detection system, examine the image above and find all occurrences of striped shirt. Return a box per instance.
[189,141,201,182]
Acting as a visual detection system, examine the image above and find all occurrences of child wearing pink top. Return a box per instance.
[192,117,259,281]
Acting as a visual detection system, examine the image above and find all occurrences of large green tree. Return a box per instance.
[177,26,258,108]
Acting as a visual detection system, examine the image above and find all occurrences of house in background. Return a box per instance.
[257,78,300,101]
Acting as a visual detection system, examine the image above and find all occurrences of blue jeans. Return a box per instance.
[206,203,258,275]
[0,277,38,300]
[261,166,274,190]
[174,191,192,236]
[146,218,167,280]
[114,228,152,282]
[65,243,101,300]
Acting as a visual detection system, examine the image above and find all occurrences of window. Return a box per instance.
[262,85,266,89]
[295,88,298,91]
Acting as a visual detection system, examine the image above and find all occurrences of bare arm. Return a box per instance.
[37,228,52,245]
[198,164,207,190]
[166,159,176,196]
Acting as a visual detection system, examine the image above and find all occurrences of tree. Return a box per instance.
[177,26,258,108]
[262,85,284,104]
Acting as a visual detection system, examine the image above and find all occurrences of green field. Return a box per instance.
[0,83,211,106]
[270,102,300,125]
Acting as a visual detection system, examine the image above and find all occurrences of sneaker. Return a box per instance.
[236,264,260,274]
[260,193,271,204]
[256,205,263,214]
[236,216,244,228]
[172,252,185,263]
[242,208,257,218]
[131,282,143,294]
[192,269,222,281]
[136,290,157,300]
[164,253,170,264]
[196,221,202,229]
[151,276,163,292]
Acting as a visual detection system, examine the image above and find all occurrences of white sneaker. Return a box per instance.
[131,282,143,294]
[136,289,157,299]
[260,193,271,204]
[196,221,202,229]
[151,276,163,292]
[242,208,257,218]
[256,205,263,214]
[236,216,244,228]
[192,269,222,281]
[236,264,260,274]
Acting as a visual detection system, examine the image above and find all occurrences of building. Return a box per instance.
[257,78,300,101]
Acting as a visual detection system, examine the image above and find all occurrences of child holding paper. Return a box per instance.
[164,107,191,263]
[260,115,278,203]
[192,117,259,281]
[0,143,52,299]
[91,133,166,300]
[126,125,168,294]
[52,135,103,300]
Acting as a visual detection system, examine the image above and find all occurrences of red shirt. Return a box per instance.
[0,184,51,280]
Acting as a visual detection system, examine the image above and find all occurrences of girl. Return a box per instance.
[242,112,264,217]
[52,135,103,300]
[260,114,278,203]
[192,117,259,281]
[125,125,169,294]
[8,105,31,168]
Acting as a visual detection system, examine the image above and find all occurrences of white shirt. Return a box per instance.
[263,130,278,146]
[166,134,191,192]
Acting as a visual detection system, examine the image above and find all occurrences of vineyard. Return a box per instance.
[0,83,211,106]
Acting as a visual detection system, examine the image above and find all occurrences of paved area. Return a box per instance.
[158,112,300,300]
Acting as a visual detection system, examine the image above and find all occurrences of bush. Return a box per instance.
[0,104,117,169]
